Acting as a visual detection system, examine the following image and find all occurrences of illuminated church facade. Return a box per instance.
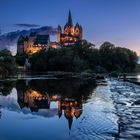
[58,10,83,46]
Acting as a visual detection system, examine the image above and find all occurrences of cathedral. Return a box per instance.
[58,10,83,46]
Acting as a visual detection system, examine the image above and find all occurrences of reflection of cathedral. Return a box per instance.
[18,89,83,129]
[58,98,82,129]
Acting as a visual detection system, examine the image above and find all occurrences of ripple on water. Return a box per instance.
[70,84,118,140]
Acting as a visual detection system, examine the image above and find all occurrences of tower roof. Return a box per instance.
[18,35,25,43]
[34,35,50,45]
[58,25,62,31]
[67,10,73,26]
[29,32,37,37]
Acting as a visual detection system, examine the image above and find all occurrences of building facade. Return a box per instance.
[17,32,50,54]
[58,10,83,46]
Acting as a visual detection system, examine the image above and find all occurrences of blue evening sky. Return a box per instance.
[0,0,140,55]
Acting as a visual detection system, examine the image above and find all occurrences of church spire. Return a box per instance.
[68,10,73,26]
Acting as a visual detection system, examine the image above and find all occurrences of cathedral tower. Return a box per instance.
[64,10,74,35]
[57,10,83,46]
[58,25,62,43]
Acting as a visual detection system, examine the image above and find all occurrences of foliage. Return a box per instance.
[134,64,140,73]
[28,41,138,73]
[0,49,17,76]
[0,81,16,95]
[99,42,138,73]
[15,53,27,66]
[110,71,119,78]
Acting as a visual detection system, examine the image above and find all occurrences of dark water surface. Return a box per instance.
[0,78,118,140]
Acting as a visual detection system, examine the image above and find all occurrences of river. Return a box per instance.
[0,78,118,140]
[0,76,140,140]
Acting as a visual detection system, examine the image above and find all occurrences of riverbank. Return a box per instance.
[109,79,140,140]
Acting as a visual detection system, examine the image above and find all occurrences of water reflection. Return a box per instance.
[0,79,118,140]
[0,79,96,130]
[123,74,140,82]
[0,105,1,119]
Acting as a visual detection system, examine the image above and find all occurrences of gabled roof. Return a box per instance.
[18,35,25,43]
[75,23,80,27]
[24,36,29,41]
[75,23,83,30]
[29,32,37,37]
[34,35,50,45]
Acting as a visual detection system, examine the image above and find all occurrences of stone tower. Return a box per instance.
[58,25,62,43]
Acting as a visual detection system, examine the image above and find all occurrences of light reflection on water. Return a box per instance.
[125,74,140,82]
[0,79,118,140]
[137,75,140,80]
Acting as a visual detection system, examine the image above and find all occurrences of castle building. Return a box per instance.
[58,10,83,46]
[17,32,50,55]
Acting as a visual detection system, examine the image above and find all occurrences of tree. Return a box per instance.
[0,49,17,76]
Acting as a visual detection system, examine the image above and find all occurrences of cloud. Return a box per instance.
[15,23,40,28]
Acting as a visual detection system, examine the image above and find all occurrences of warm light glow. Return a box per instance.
[26,47,42,54]
[28,89,42,98]
[51,44,57,49]
[51,95,58,101]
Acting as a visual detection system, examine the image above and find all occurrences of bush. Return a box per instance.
[110,71,119,78]
[83,69,93,74]
[0,49,17,76]
[15,53,27,66]
[80,71,93,78]
[94,66,106,73]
